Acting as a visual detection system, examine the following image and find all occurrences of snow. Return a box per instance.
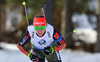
[0,42,31,62]
[1,42,100,62]
[60,49,100,62]
[6,6,23,32]
[72,13,97,29]
[72,13,97,44]
[72,28,97,44]
[88,0,97,11]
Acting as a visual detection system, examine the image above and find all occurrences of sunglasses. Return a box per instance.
[34,26,46,30]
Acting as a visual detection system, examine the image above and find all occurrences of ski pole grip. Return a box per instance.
[22,1,26,5]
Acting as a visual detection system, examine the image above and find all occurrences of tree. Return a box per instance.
[45,0,54,26]
[94,0,100,52]
[0,0,1,35]
[61,0,74,48]
[0,0,4,49]
[0,0,6,35]
[0,0,2,49]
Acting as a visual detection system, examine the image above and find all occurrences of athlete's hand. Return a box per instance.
[28,52,39,62]
[44,46,54,55]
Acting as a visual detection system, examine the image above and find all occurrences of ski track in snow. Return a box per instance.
[0,42,100,62]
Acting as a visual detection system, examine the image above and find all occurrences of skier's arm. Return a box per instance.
[17,30,39,61]
[17,30,31,56]
[53,29,66,51]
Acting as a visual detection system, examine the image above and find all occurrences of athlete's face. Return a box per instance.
[35,26,46,36]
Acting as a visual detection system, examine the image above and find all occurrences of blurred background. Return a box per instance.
[0,0,100,62]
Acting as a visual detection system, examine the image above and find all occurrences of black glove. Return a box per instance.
[44,46,54,55]
[28,52,39,61]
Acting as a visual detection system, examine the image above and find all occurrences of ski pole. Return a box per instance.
[22,2,34,61]
[22,1,29,26]
[40,4,46,17]
[63,29,76,39]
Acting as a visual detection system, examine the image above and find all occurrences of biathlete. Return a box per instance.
[17,14,66,62]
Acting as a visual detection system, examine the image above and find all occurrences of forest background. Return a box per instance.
[0,0,100,53]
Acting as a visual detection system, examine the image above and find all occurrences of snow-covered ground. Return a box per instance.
[1,42,100,62]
